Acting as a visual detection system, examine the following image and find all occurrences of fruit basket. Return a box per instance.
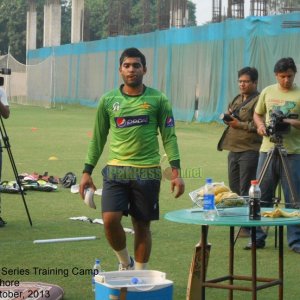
[189,182,230,208]
[188,188,204,208]
[189,182,244,205]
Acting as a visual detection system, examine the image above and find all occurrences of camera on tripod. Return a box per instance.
[266,110,298,137]
[0,68,11,75]
[219,112,240,122]
[0,68,11,86]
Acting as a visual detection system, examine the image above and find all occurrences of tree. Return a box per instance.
[0,0,197,63]
[268,0,300,15]
[187,1,196,27]
[0,0,27,61]
[61,0,72,44]
[84,0,109,40]
[84,0,197,39]
[0,0,71,63]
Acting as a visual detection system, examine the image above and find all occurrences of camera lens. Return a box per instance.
[219,113,233,122]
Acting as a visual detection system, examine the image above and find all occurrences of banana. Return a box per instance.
[197,184,230,198]
[215,191,239,204]
[214,185,230,196]
[262,208,300,218]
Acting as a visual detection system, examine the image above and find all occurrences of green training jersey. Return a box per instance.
[85,86,180,171]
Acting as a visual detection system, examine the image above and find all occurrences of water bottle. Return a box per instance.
[131,277,144,285]
[92,259,102,292]
[248,180,261,220]
[203,178,216,221]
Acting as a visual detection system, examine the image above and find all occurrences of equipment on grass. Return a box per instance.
[84,188,96,209]
[33,236,97,244]
[60,172,76,188]
[0,115,32,226]
[186,242,211,300]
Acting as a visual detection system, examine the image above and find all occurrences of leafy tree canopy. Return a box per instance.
[0,0,196,63]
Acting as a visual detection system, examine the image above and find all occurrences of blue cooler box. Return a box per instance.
[95,270,173,300]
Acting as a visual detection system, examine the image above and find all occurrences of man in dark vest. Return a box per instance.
[218,67,262,238]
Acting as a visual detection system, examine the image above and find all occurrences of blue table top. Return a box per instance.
[164,207,300,227]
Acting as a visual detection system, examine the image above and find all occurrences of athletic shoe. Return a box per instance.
[291,245,300,254]
[244,240,265,250]
[0,217,7,227]
[118,256,135,271]
[0,181,20,193]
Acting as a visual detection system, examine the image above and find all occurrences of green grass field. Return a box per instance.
[1,104,298,300]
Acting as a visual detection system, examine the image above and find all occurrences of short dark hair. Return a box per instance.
[119,48,146,67]
[274,57,297,73]
[238,67,258,82]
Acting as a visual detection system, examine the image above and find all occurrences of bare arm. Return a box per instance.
[0,101,9,119]
[170,168,185,198]
[253,112,267,136]
[283,118,300,129]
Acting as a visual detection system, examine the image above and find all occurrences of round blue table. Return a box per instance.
[165,207,300,300]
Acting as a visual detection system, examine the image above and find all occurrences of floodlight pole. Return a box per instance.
[0,115,33,226]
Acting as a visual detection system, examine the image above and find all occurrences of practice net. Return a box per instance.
[0,53,52,108]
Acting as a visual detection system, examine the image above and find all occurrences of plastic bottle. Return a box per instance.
[92,259,102,292]
[203,178,216,221]
[248,180,261,220]
[131,277,144,285]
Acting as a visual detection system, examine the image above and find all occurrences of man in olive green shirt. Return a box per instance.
[251,57,300,253]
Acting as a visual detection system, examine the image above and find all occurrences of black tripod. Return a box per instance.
[0,115,32,226]
[257,134,298,247]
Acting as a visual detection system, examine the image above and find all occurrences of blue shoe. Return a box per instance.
[118,256,135,271]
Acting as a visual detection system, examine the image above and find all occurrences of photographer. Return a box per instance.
[251,57,300,253]
[218,67,262,237]
[0,76,10,227]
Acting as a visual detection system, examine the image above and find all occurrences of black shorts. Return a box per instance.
[101,166,161,221]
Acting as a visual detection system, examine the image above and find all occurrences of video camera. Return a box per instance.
[0,68,11,86]
[219,112,240,122]
[266,110,298,138]
[0,68,11,75]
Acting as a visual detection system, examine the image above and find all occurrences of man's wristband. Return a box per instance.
[169,159,181,169]
[82,164,94,175]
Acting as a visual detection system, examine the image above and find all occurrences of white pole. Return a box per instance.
[6,46,11,100]
[33,236,97,244]
[51,46,55,108]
